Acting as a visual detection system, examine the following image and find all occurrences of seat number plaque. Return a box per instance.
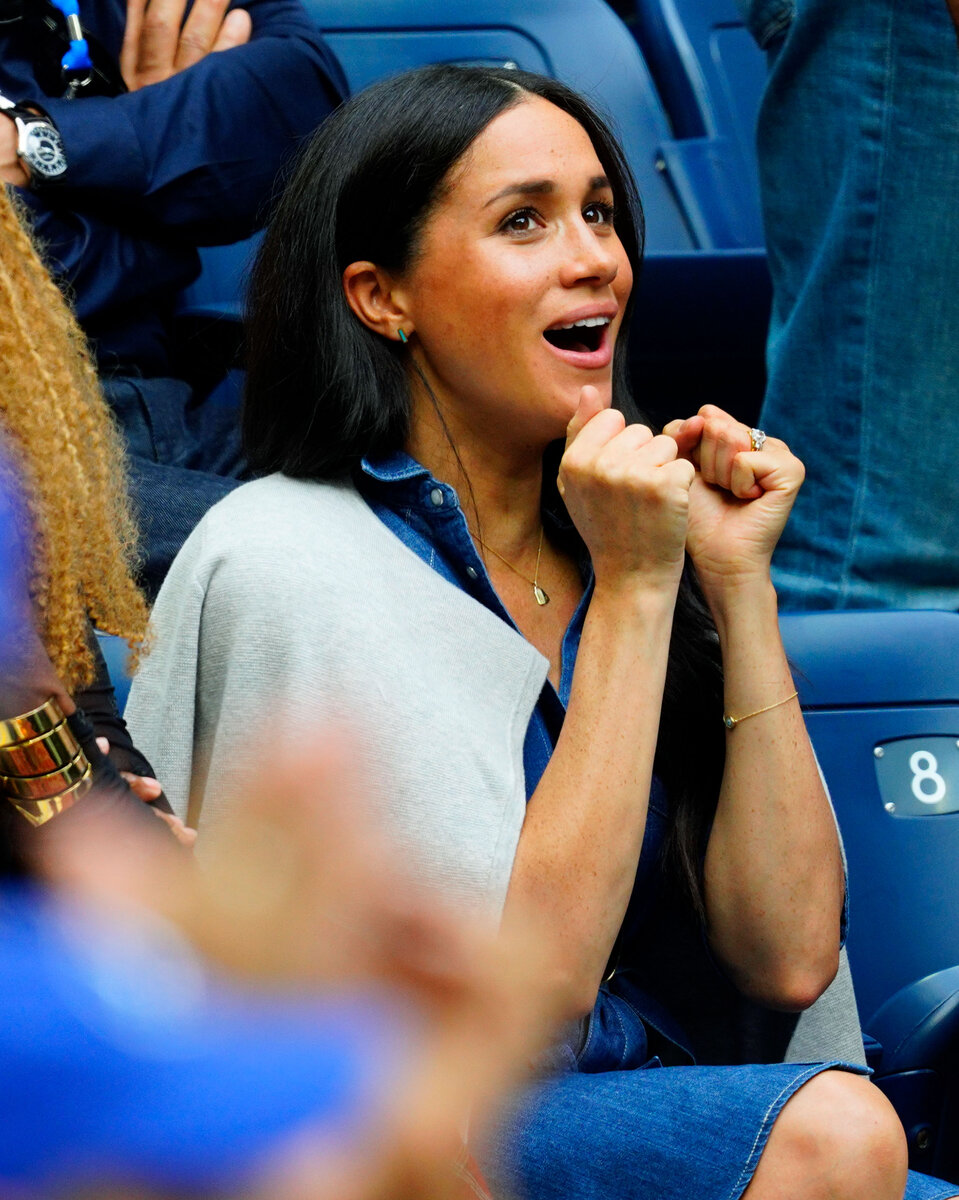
[874,737,959,817]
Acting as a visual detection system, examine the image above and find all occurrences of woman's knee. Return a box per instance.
[744,1071,907,1200]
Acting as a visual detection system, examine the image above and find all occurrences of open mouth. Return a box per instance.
[543,316,611,355]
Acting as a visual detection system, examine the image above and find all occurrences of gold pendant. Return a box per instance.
[533,585,550,606]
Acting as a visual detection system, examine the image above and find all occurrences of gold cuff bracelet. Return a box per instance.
[0,718,82,777]
[9,764,94,827]
[0,747,91,800]
[0,696,67,749]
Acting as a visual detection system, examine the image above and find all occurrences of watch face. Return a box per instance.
[23,123,67,180]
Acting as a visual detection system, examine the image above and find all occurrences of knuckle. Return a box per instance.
[141,11,173,34]
[177,30,211,53]
[702,417,723,441]
[598,409,626,436]
[715,424,740,449]
[650,433,677,459]
[559,454,591,488]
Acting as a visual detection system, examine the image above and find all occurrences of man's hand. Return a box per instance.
[0,115,29,187]
[948,0,959,41]
[120,0,252,91]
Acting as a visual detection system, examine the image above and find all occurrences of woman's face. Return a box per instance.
[397,95,633,450]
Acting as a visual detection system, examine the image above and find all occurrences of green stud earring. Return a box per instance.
[397,328,408,344]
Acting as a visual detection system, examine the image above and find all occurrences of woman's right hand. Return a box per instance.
[557,386,695,592]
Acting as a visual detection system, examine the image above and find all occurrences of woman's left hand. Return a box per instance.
[662,405,804,595]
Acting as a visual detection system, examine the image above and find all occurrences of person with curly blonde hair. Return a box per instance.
[0,185,187,853]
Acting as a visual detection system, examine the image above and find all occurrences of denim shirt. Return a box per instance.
[357,451,691,1071]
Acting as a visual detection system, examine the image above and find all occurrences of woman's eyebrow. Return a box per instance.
[483,179,554,207]
[482,174,612,208]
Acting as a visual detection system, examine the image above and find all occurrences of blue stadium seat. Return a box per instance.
[96,631,133,714]
[868,966,959,1179]
[781,610,959,1024]
[626,0,768,249]
[782,610,959,1177]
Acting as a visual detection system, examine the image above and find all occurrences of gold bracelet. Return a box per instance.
[0,718,81,777]
[723,690,798,730]
[0,696,67,749]
[0,747,91,800]
[8,763,93,827]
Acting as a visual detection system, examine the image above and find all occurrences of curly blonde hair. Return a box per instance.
[0,187,149,694]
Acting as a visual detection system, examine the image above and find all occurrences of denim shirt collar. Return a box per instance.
[360,449,430,488]
[356,448,592,710]
[359,448,587,556]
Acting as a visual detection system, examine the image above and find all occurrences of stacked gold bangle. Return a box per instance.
[0,697,92,826]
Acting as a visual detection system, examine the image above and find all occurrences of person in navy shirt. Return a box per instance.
[0,0,346,596]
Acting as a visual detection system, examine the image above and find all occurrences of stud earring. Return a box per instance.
[397,328,408,344]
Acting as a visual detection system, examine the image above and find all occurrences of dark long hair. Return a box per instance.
[244,64,724,915]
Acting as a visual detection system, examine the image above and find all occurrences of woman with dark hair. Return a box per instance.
[127,66,954,1199]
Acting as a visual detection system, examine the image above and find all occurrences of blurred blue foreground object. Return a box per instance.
[0,459,402,1196]
[0,884,403,1195]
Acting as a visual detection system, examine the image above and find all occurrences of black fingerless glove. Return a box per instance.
[67,706,174,818]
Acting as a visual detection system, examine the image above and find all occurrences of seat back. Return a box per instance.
[627,0,767,248]
[96,632,133,714]
[781,611,959,1027]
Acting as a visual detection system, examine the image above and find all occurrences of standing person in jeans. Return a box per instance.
[0,0,346,598]
[740,0,959,610]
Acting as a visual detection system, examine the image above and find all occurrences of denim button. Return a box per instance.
[430,488,444,506]
[466,566,478,580]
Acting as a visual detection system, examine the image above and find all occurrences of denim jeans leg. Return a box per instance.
[102,375,246,600]
[127,457,240,602]
[749,0,959,610]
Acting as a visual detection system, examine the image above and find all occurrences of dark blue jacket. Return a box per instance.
[0,0,346,373]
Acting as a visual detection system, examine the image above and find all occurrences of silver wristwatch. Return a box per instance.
[0,92,67,185]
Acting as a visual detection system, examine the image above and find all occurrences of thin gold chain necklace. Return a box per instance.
[469,525,550,606]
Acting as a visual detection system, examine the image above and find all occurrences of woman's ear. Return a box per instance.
[342,261,411,343]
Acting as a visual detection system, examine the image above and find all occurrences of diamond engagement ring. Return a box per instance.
[748,427,767,452]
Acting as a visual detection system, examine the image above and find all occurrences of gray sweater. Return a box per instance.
[126,474,548,919]
[126,472,865,1064]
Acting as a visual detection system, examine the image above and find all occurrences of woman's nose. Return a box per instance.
[558,222,620,289]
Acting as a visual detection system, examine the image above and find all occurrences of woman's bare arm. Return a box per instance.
[502,388,694,1020]
[665,407,844,1011]
[704,579,843,1010]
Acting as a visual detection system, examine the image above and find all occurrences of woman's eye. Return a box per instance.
[584,201,615,226]
[500,208,541,235]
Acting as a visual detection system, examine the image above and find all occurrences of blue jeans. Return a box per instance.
[742,0,959,609]
[104,374,247,601]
